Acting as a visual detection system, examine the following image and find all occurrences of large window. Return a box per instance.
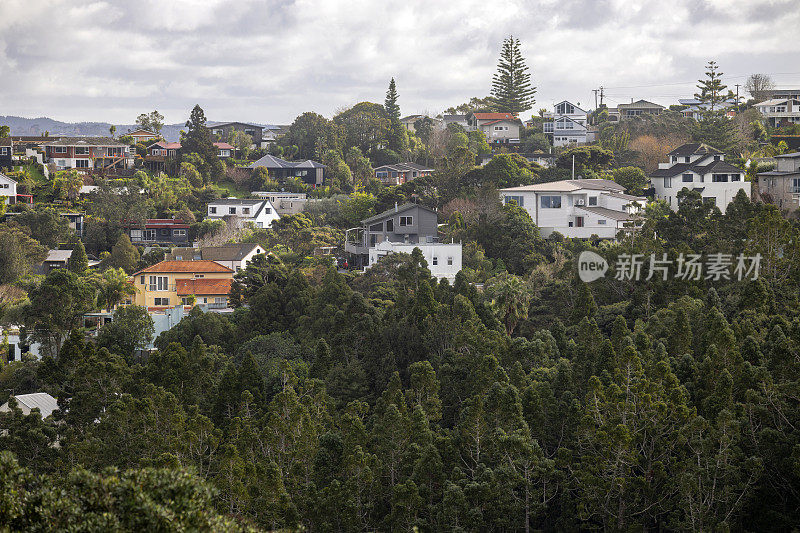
[173,229,186,237]
[148,275,169,291]
[386,219,394,232]
[792,178,800,193]
[588,196,597,206]
[556,102,575,114]
[682,173,693,182]
[229,207,236,214]
[75,159,89,168]
[54,146,67,154]
[154,297,170,306]
[712,174,729,182]
[399,216,413,226]
[504,195,524,207]
[540,195,561,208]
[730,174,741,182]
[664,177,672,188]
[74,147,90,155]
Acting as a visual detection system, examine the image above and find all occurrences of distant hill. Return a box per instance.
[0,116,281,143]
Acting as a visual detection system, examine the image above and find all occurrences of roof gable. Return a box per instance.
[133,260,234,276]
[361,202,437,225]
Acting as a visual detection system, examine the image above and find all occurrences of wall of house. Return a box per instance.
[368,242,462,281]
[132,271,232,308]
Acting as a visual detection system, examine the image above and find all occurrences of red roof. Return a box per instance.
[213,142,234,149]
[176,278,233,296]
[152,141,181,149]
[472,112,516,120]
[124,218,190,229]
[133,260,234,276]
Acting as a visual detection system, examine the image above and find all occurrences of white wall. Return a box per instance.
[368,242,462,281]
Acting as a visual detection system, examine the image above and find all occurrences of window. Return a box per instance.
[386,219,394,231]
[194,274,204,278]
[540,195,561,208]
[215,297,227,304]
[432,256,438,265]
[209,207,217,214]
[75,159,89,168]
[0,147,8,155]
[598,219,607,225]
[173,229,186,237]
[730,174,741,182]
[74,147,89,155]
[242,208,250,214]
[792,178,800,193]
[181,297,193,305]
[148,275,169,291]
[684,157,690,163]
[713,155,721,161]
[556,102,575,114]
[664,177,672,188]
[504,195,524,207]
[144,229,156,241]
[447,257,453,266]
[154,297,170,306]
[712,174,729,182]
[264,208,271,214]
[140,275,145,284]
[682,173,693,182]
[229,207,236,214]
[399,216,413,226]
[588,196,597,206]
[54,146,67,153]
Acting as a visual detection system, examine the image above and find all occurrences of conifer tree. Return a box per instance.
[384,78,400,122]
[490,36,536,115]
[694,61,733,113]
[67,240,88,273]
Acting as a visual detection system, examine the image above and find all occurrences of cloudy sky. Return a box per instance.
[1,0,799,125]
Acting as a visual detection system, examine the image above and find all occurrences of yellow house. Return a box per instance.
[131,260,234,309]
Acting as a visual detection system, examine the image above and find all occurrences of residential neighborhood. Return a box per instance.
[2,3,800,530]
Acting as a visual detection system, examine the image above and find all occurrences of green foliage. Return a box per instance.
[611,166,649,194]
[8,207,72,248]
[67,239,88,273]
[0,224,47,283]
[490,35,536,114]
[97,305,155,358]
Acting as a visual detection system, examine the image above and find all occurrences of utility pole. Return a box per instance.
[593,89,599,111]
[735,83,741,107]
[599,86,605,106]
[572,154,575,179]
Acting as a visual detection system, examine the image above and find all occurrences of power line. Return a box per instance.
[602,71,800,90]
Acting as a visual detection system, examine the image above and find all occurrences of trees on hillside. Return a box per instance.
[135,110,165,135]
[182,105,223,182]
[490,36,536,115]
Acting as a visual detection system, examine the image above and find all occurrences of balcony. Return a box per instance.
[344,227,368,255]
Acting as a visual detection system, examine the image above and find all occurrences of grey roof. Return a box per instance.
[569,179,625,191]
[0,172,17,184]
[167,243,263,262]
[207,121,262,129]
[208,198,264,206]
[577,206,639,221]
[361,202,437,225]
[775,152,800,159]
[0,392,59,418]
[374,162,433,173]
[667,143,724,157]
[694,160,744,174]
[248,154,326,170]
[650,155,743,178]
[45,249,73,263]
[607,191,647,201]
[43,137,127,147]
[618,99,665,109]
[442,114,467,122]
[758,170,800,177]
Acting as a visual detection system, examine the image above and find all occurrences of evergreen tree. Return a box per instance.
[182,104,223,181]
[490,36,536,115]
[694,61,734,113]
[384,78,400,122]
[67,240,88,273]
[104,233,140,274]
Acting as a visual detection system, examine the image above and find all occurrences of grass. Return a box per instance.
[215,180,251,198]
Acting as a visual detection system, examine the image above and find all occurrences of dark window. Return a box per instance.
[540,195,561,208]
[682,173,693,182]
[588,196,597,206]
[399,216,413,226]
[386,219,394,232]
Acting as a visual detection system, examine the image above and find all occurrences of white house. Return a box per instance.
[465,112,521,144]
[166,243,266,272]
[498,179,647,239]
[542,101,593,147]
[0,393,59,418]
[252,191,307,215]
[368,241,463,282]
[206,198,280,229]
[755,97,800,128]
[650,143,749,212]
[0,173,17,204]
[678,98,738,120]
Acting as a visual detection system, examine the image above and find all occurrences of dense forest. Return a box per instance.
[2,188,800,531]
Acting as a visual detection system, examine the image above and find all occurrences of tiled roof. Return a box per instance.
[133,260,234,276]
[43,137,127,147]
[176,278,233,296]
[472,112,516,120]
[152,141,181,149]
[129,129,157,136]
[213,142,235,149]
[208,198,264,206]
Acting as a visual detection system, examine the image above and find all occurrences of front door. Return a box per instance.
[575,216,584,228]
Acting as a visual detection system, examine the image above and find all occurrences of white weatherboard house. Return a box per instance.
[206,198,280,229]
[499,179,647,239]
[0,173,17,204]
[542,101,593,147]
[649,143,749,212]
[368,241,463,282]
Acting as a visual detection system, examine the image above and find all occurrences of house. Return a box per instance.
[498,179,647,239]
[374,162,434,186]
[765,88,800,100]
[616,100,665,119]
[678,98,738,120]
[214,142,235,158]
[261,125,290,148]
[466,112,521,144]
[40,249,73,273]
[252,191,307,215]
[148,141,182,159]
[43,137,132,171]
[440,114,469,130]
[60,212,85,237]
[368,240,463,282]
[128,129,160,144]
[131,260,234,309]
[400,115,426,132]
[247,154,327,187]
[650,143,749,212]
[165,243,266,271]
[0,173,17,204]
[0,393,59,419]
[125,218,190,245]
[755,98,800,128]
[206,198,279,229]
[757,152,800,212]
[542,101,592,147]
[208,122,264,148]
[0,137,13,169]
[345,202,440,266]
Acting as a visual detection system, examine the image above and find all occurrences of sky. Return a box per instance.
[1,0,799,125]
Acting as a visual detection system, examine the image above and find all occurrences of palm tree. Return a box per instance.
[485,273,533,335]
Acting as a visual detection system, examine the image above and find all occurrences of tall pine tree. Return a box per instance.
[385,78,407,153]
[694,61,734,113]
[490,36,536,115]
[384,78,400,122]
[692,61,738,152]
